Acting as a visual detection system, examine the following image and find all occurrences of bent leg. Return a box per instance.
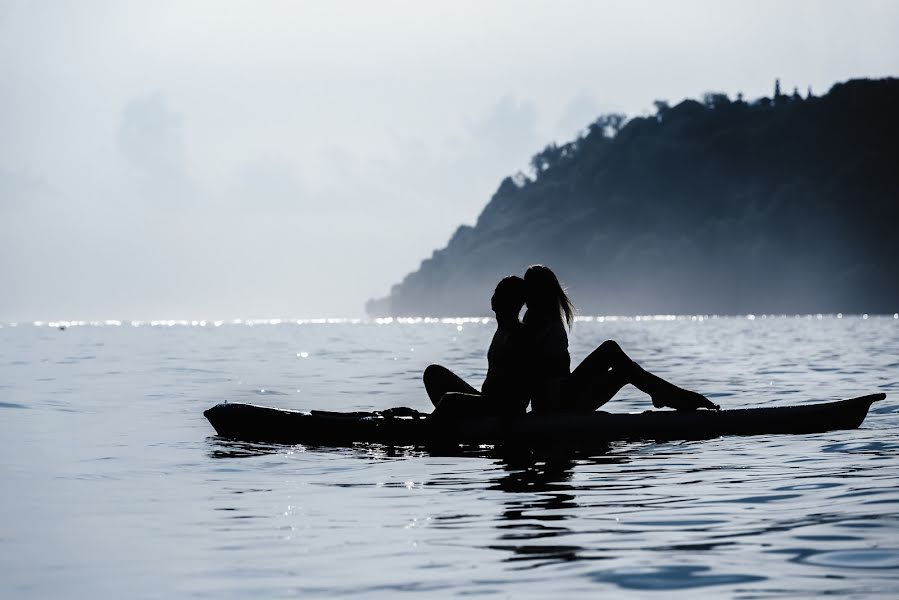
[565,366,629,412]
[569,340,718,411]
[423,364,479,408]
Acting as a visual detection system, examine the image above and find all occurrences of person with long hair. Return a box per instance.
[423,276,532,416]
[523,264,719,413]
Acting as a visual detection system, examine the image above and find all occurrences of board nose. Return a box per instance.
[204,404,225,429]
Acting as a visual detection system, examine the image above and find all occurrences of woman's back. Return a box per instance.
[522,265,575,413]
[525,315,570,412]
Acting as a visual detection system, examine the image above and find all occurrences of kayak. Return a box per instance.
[204,393,885,448]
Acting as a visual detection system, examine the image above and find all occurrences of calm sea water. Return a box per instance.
[1,315,897,598]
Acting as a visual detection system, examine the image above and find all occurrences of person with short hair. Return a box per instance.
[423,276,532,416]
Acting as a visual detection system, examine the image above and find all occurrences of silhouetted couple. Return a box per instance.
[424,265,719,417]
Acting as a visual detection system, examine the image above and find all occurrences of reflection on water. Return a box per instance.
[208,437,286,458]
[1,317,897,597]
[206,428,899,595]
[488,455,584,566]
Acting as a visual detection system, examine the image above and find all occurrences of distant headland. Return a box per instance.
[367,78,899,317]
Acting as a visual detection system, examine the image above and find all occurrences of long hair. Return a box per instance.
[523,265,574,329]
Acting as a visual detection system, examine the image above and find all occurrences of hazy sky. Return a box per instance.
[2,0,897,320]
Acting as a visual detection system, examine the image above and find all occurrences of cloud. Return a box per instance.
[469,95,540,158]
[117,92,190,195]
[0,167,53,213]
[226,155,306,213]
[555,91,602,141]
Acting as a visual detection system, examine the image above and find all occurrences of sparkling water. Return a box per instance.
[1,315,897,598]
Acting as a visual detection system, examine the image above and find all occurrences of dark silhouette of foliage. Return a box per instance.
[366,78,899,317]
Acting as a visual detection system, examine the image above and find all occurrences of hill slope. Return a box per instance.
[367,79,899,316]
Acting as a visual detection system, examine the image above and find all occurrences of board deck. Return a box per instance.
[204,393,885,448]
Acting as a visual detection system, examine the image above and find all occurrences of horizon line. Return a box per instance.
[3,313,898,328]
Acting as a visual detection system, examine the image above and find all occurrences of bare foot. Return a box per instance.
[652,388,720,411]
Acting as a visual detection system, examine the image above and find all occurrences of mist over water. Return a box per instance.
[1,316,897,598]
[3,2,899,320]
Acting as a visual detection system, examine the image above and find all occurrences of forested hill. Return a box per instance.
[366,78,899,317]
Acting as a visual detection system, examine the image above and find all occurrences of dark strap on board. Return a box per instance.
[377,406,427,419]
[309,406,428,420]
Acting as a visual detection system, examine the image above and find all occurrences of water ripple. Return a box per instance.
[1,317,897,598]
[586,565,767,590]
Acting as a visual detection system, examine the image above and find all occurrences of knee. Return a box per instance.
[599,339,621,352]
[423,364,443,383]
[599,340,630,362]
